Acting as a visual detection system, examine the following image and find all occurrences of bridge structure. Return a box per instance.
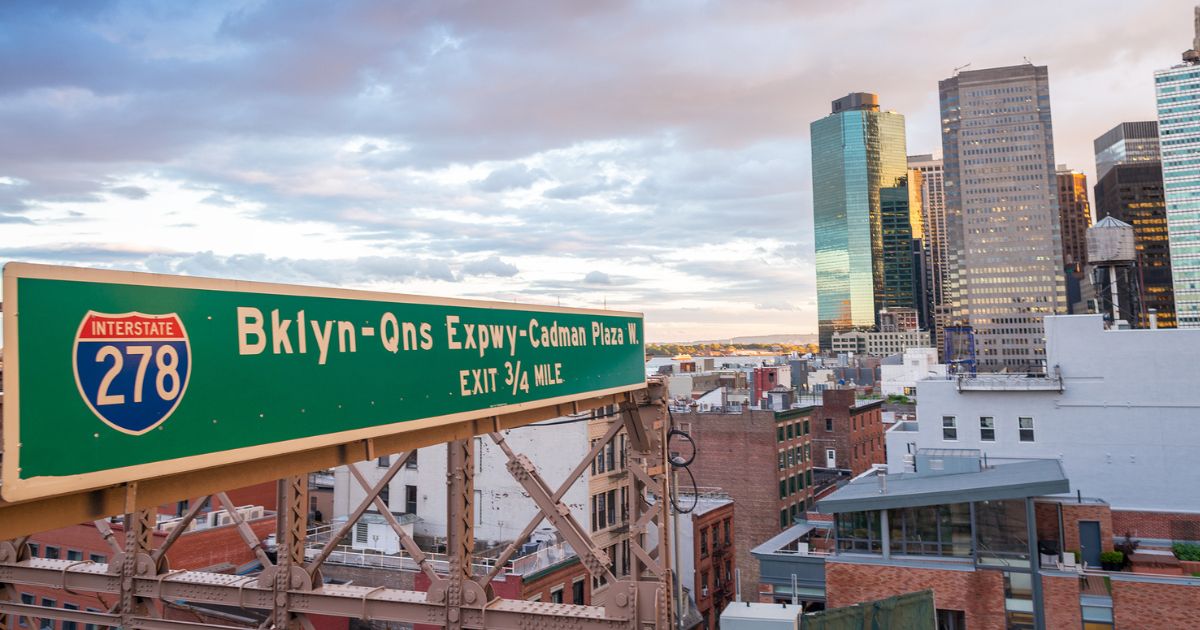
[0,263,677,630]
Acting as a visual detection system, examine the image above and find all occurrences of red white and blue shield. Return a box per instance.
[73,311,192,435]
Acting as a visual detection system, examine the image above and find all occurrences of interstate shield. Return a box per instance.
[72,311,192,435]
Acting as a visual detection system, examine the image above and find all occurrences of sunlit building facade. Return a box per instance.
[939,65,1067,372]
[908,154,949,355]
[811,92,908,349]
[1056,166,1092,313]
[1155,61,1200,328]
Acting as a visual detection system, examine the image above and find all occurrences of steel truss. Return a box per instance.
[0,380,673,629]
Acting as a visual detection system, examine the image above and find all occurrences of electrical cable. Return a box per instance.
[665,406,699,513]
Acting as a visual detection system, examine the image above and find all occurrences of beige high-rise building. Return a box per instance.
[939,65,1068,372]
[908,154,949,357]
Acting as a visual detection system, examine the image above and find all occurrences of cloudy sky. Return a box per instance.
[0,1,1194,341]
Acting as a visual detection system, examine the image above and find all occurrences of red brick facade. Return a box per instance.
[1112,509,1200,542]
[1040,574,1082,629]
[811,389,883,476]
[1034,500,1114,560]
[1112,579,1200,628]
[825,561,1006,630]
[692,502,734,629]
[685,408,812,590]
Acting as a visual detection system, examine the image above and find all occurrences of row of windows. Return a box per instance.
[590,487,629,532]
[16,595,100,630]
[699,518,732,557]
[25,544,105,564]
[777,444,810,470]
[942,415,1034,442]
[775,419,811,442]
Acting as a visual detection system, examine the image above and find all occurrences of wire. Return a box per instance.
[670,465,699,514]
[667,428,696,467]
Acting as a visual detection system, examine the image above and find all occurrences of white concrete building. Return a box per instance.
[879,348,946,398]
[332,420,589,546]
[886,314,1200,512]
[830,330,931,357]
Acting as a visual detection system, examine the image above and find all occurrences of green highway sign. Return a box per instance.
[1,263,646,501]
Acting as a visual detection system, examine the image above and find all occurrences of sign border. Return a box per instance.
[1,262,645,503]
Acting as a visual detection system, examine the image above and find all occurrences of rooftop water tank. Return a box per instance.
[1087,216,1136,263]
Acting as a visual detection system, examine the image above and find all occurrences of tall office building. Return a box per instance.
[1094,121,1161,180]
[883,176,926,326]
[908,155,949,354]
[811,92,909,349]
[939,65,1067,372]
[1056,166,1093,313]
[1094,122,1175,328]
[1155,11,1200,327]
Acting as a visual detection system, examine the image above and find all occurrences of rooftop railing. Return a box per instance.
[955,368,1063,392]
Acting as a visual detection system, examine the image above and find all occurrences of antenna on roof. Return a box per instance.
[953,62,971,75]
[1023,56,1033,65]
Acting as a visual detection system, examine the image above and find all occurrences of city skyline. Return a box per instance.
[0,1,1195,342]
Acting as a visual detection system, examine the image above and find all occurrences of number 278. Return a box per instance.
[94,344,182,405]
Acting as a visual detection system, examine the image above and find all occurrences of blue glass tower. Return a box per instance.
[811,93,908,350]
[1156,52,1200,327]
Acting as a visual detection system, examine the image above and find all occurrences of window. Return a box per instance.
[405,485,418,515]
[942,416,957,441]
[619,434,627,469]
[67,549,83,561]
[377,455,390,468]
[980,417,995,441]
[778,451,785,470]
[550,587,564,604]
[19,594,33,627]
[780,509,789,528]
[700,571,710,598]
[28,543,39,557]
[406,450,418,469]
[786,424,794,439]
[375,483,389,511]
[779,479,787,500]
[572,578,585,605]
[39,599,55,630]
[700,528,708,556]
[84,609,100,630]
[804,420,810,435]
[44,546,59,560]
[63,604,78,630]
[825,418,833,432]
[777,426,785,442]
[89,553,106,564]
[724,519,731,545]
[1019,417,1034,442]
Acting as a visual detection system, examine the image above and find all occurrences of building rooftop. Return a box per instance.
[817,459,1068,514]
[719,601,802,622]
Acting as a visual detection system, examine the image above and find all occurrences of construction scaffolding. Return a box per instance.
[0,380,675,630]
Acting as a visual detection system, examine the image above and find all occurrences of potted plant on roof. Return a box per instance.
[1100,550,1125,572]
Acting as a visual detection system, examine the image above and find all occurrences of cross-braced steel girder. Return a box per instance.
[0,381,674,630]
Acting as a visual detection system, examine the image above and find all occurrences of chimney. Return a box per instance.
[1149,308,1159,330]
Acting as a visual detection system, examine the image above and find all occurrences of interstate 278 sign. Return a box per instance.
[73,312,192,435]
[1,263,645,502]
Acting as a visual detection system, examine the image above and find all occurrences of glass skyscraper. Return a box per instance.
[939,65,1067,372]
[1156,57,1200,327]
[909,155,948,355]
[811,92,908,350]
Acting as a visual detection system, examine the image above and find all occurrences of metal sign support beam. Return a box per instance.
[0,381,675,629]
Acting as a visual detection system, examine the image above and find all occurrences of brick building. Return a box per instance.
[811,389,883,475]
[675,494,735,630]
[807,450,1200,628]
[684,406,813,590]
